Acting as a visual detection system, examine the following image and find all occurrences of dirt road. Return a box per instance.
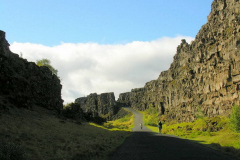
[110,107,236,160]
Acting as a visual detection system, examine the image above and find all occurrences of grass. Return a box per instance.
[140,109,240,158]
[139,106,159,127]
[0,106,131,160]
[103,114,134,131]
[91,108,134,131]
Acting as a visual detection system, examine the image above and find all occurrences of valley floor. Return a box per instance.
[111,108,237,160]
[1,106,239,160]
[143,114,240,159]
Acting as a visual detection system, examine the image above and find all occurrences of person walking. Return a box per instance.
[158,121,162,134]
[140,123,142,129]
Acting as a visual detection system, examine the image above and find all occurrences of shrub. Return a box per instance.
[36,58,58,76]
[192,118,208,131]
[62,103,84,120]
[195,106,205,119]
[230,104,240,132]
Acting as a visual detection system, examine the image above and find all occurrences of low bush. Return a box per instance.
[62,103,84,120]
[230,104,240,132]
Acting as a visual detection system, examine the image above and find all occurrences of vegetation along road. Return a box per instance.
[110,107,237,160]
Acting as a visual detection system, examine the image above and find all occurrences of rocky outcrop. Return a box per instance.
[117,92,131,106]
[118,0,240,122]
[62,103,84,120]
[0,31,63,112]
[75,92,118,120]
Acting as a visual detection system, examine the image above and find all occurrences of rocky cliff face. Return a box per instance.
[118,0,240,122]
[75,92,118,120]
[0,31,63,112]
[117,92,131,106]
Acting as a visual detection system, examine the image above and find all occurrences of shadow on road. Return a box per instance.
[110,131,237,160]
[204,143,240,159]
[114,108,238,160]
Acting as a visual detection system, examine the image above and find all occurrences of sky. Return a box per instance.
[1,0,213,104]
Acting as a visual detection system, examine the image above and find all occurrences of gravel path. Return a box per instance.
[110,107,236,160]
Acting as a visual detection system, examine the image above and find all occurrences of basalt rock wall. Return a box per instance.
[0,31,63,112]
[119,0,240,122]
[75,92,118,120]
[117,92,131,106]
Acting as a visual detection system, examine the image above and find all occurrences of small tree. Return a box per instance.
[230,104,240,132]
[36,58,58,76]
[195,106,205,119]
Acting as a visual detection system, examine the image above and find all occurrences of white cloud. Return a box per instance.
[10,36,194,104]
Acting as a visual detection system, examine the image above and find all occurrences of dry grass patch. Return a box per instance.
[0,107,130,160]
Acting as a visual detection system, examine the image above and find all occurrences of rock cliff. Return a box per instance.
[75,92,118,120]
[117,92,131,106]
[118,0,240,122]
[0,31,63,112]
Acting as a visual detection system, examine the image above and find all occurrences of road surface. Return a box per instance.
[110,107,236,160]
[126,107,151,132]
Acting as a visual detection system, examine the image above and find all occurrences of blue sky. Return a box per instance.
[1,0,212,46]
[2,0,213,103]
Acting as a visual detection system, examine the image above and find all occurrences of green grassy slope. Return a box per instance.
[140,109,240,158]
[0,107,131,160]
[101,108,134,131]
